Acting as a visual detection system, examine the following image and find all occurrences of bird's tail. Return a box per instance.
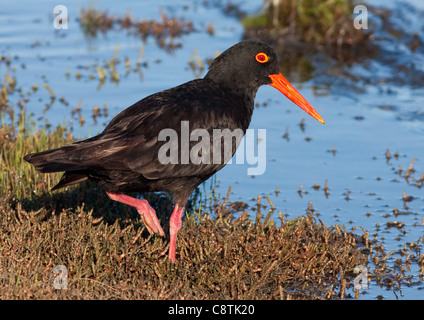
[24,145,84,173]
[24,145,90,190]
[24,134,124,190]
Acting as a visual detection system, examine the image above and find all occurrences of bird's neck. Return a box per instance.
[204,71,258,117]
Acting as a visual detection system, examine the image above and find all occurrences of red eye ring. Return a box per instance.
[255,52,269,63]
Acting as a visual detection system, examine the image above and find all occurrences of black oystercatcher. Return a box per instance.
[24,40,325,262]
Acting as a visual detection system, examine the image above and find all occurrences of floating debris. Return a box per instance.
[299,118,305,132]
[404,158,416,182]
[386,221,405,230]
[42,83,55,99]
[343,189,351,201]
[297,185,303,198]
[79,9,195,52]
[188,48,205,79]
[385,148,391,162]
[324,179,329,198]
[79,8,114,37]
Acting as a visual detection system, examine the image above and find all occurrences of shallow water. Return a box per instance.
[1,0,423,299]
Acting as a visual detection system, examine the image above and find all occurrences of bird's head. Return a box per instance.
[205,40,325,124]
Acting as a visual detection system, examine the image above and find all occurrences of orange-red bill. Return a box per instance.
[268,73,325,124]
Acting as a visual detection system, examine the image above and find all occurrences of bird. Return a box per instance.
[24,40,325,263]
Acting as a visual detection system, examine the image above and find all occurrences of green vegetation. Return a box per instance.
[242,0,372,58]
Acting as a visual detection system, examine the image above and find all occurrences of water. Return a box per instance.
[1,0,423,299]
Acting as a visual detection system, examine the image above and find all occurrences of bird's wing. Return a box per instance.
[62,79,246,180]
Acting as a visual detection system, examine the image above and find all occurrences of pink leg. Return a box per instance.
[106,191,165,236]
[168,205,185,263]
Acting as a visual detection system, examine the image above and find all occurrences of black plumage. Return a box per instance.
[24,40,324,262]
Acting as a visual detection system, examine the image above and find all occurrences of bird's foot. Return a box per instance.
[106,191,165,236]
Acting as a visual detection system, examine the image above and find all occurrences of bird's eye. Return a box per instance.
[255,52,269,63]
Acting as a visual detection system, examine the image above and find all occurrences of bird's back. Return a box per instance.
[25,78,254,196]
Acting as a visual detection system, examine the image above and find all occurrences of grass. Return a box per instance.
[0,180,372,299]
[0,112,70,200]
[2,103,422,299]
[0,78,375,299]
